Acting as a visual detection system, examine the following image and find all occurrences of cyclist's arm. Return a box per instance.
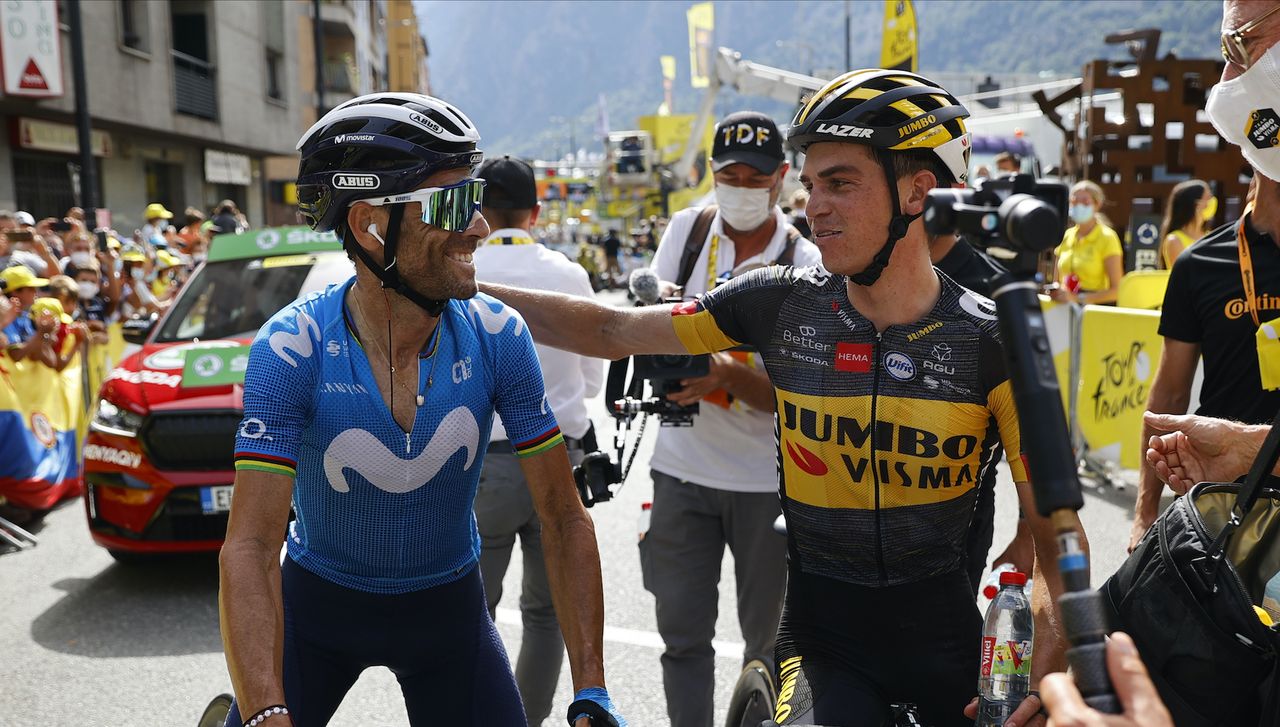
[480,282,690,359]
[520,444,608,693]
[219,467,294,724]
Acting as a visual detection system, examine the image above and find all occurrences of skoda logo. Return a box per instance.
[256,230,281,250]
[193,353,223,378]
[883,351,916,381]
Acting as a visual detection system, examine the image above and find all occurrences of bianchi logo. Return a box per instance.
[269,311,320,368]
[958,291,998,321]
[323,406,480,494]
[332,173,380,189]
[193,353,223,378]
[469,298,525,336]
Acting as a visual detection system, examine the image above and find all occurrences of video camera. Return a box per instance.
[922,174,1068,277]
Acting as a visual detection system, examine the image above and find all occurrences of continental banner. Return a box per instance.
[1073,306,1163,469]
[0,351,83,511]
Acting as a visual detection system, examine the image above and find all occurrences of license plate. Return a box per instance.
[200,485,234,514]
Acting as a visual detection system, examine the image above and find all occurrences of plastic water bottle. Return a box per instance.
[976,569,1034,727]
[637,502,652,542]
[981,563,1034,600]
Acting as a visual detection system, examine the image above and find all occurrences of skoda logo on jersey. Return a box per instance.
[883,351,916,381]
[323,406,480,494]
[255,230,281,250]
[332,173,380,190]
[958,291,998,321]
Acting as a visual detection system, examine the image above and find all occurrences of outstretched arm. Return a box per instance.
[481,283,688,359]
[1144,412,1272,490]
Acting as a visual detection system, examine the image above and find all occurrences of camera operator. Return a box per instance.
[484,71,1087,727]
[640,111,820,727]
[471,156,604,726]
[1132,0,1280,552]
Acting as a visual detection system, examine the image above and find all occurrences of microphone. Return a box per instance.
[628,267,663,306]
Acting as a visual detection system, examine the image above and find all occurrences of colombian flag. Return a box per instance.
[0,351,83,511]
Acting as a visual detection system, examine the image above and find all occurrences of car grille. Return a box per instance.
[141,410,240,471]
[145,488,230,541]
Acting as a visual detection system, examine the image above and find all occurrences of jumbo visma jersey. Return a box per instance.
[672,266,1025,587]
[234,279,562,594]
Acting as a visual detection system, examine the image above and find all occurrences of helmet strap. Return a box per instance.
[849,147,921,287]
[349,203,449,316]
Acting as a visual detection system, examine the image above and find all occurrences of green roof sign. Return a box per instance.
[181,344,251,387]
[206,226,342,263]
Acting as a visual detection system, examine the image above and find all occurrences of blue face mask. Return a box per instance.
[1069,204,1095,225]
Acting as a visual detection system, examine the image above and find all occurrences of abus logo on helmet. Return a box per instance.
[332,173,380,189]
[409,112,444,135]
[815,123,873,139]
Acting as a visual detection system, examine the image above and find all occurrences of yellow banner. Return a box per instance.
[687,2,714,88]
[1074,306,1163,469]
[638,113,716,213]
[660,55,676,82]
[880,0,918,73]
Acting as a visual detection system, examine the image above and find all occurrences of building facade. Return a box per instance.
[0,0,309,234]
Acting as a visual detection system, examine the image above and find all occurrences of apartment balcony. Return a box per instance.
[172,50,217,120]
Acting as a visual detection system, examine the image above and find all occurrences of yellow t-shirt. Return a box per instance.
[1161,229,1196,269]
[1056,223,1123,291]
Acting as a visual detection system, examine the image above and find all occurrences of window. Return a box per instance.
[120,0,149,53]
[266,48,284,101]
[263,2,285,101]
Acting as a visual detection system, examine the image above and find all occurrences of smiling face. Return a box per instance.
[349,166,490,303]
[799,142,902,276]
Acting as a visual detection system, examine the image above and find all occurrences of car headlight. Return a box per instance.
[90,399,144,438]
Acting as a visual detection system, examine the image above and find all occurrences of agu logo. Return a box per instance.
[883,351,915,380]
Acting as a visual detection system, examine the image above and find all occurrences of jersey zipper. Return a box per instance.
[871,330,888,585]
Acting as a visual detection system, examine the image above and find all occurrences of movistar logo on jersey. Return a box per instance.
[323,407,480,494]
[269,311,320,368]
[815,123,873,139]
[332,173,380,189]
[469,298,525,336]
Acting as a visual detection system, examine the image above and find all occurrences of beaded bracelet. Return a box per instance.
[243,704,289,727]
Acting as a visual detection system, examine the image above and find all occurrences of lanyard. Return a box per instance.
[495,235,535,245]
[705,233,720,291]
[1238,202,1261,328]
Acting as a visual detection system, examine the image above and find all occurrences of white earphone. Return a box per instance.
[367,223,385,245]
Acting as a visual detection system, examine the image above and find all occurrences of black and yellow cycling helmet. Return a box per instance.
[788,69,972,285]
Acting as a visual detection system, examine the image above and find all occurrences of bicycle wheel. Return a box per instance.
[197,693,234,727]
[724,659,777,727]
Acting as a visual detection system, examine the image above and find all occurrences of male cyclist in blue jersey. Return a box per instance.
[483,72,1089,727]
[218,93,624,727]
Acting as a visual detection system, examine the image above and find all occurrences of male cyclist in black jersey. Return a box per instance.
[482,71,1088,727]
[219,93,623,727]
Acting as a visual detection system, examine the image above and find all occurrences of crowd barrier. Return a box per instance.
[0,322,126,512]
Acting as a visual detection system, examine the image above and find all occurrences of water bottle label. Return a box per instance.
[981,637,1033,677]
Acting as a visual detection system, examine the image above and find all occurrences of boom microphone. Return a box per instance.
[628,267,663,306]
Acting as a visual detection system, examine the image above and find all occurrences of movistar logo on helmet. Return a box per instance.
[897,114,938,138]
[816,123,873,139]
[332,173,380,189]
[335,134,375,144]
[409,112,445,135]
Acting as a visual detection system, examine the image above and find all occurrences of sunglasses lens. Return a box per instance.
[420,180,485,232]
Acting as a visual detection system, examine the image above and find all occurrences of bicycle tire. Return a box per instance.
[197,693,234,727]
[724,659,777,727]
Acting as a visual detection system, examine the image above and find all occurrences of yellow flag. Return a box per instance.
[687,2,714,88]
[659,55,677,116]
[660,55,676,82]
[880,0,918,73]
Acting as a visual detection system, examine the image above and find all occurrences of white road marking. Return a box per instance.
[495,607,746,660]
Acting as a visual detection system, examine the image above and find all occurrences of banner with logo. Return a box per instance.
[0,0,63,98]
[1073,306,1163,469]
[659,55,677,116]
[880,0,918,73]
[182,345,250,387]
[206,226,341,262]
[0,352,83,510]
[687,2,714,89]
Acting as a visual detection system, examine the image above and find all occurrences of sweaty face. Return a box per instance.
[799,143,904,276]
[392,167,490,302]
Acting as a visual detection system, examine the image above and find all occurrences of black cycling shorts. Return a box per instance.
[224,556,524,727]
[772,568,981,727]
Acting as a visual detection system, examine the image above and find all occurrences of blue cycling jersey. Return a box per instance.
[234,277,562,594]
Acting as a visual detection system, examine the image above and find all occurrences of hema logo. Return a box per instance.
[332,173,380,189]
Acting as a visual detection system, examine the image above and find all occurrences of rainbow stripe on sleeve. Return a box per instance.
[512,427,564,458]
[234,452,299,478]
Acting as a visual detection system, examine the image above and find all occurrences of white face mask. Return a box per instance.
[78,282,99,300]
[715,183,773,231]
[69,251,93,269]
[1206,43,1280,183]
